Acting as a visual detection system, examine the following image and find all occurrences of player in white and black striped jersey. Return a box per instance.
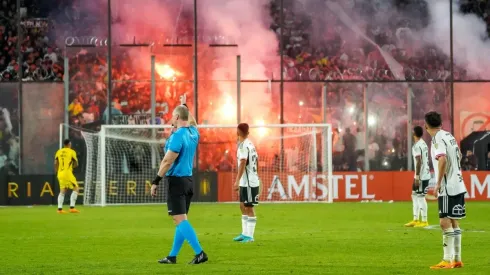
[233,123,260,243]
[404,126,430,228]
[425,111,466,269]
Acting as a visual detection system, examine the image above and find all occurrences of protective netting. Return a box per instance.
[78,124,332,206]
[81,127,168,205]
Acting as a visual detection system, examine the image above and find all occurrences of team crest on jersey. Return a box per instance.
[434,143,438,149]
[452,204,465,216]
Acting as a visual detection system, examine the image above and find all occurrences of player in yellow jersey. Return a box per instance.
[54,139,80,214]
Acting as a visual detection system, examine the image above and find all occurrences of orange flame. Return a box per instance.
[255,119,268,138]
[221,94,235,117]
[155,63,177,80]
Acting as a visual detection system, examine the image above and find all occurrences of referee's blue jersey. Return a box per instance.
[166,126,199,177]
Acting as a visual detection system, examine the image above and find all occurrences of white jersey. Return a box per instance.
[237,139,260,188]
[412,139,431,180]
[431,130,467,196]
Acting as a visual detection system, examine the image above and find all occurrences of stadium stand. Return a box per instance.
[1,0,488,172]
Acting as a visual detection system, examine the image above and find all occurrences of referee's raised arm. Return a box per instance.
[151,95,208,265]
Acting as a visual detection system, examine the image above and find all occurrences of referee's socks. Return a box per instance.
[178,220,203,254]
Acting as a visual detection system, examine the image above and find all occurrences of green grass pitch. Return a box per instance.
[1,202,489,275]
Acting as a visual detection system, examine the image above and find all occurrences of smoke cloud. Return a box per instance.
[57,0,278,124]
[57,0,490,127]
[288,0,490,134]
[294,0,490,79]
[197,0,278,123]
[422,0,490,79]
[75,0,179,43]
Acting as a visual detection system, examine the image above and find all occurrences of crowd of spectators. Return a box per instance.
[0,0,64,81]
[3,0,490,82]
[270,0,489,81]
[0,0,489,173]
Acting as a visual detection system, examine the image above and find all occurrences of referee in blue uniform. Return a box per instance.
[151,95,208,265]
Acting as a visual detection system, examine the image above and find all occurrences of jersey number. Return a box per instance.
[251,155,257,173]
[455,148,463,182]
[455,148,461,171]
[60,155,65,171]
[59,152,72,171]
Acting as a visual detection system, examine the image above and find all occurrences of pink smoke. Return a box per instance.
[422,0,490,79]
[67,0,278,124]
[198,0,279,124]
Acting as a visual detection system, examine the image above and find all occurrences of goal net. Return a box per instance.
[72,123,332,206]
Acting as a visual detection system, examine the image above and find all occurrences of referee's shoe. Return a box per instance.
[158,251,208,265]
[189,251,208,264]
[158,256,176,264]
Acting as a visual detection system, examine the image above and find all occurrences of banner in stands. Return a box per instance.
[112,113,166,125]
[0,172,217,206]
[21,18,49,29]
[217,171,490,202]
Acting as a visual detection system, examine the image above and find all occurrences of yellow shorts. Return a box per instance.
[57,172,78,190]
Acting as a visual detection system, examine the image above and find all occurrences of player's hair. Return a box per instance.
[237,123,249,136]
[413,126,423,138]
[424,111,442,128]
[173,105,189,121]
[63,139,71,146]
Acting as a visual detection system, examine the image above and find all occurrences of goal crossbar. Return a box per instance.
[101,123,332,129]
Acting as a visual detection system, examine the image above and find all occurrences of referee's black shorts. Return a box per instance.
[166,176,194,216]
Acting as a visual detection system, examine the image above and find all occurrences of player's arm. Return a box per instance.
[156,150,179,178]
[72,159,79,168]
[54,150,60,173]
[412,145,422,179]
[235,158,247,189]
[414,155,422,186]
[433,139,448,194]
[185,106,197,127]
[415,156,421,177]
[180,94,197,127]
[256,156,260,176]
[188,112,197,127]
[435,155,447,190]
[413,146,422,185]
[235,146,248,189]
[54,157,59,174]
[72,151,79,168]
[152,132,182,186]
[256,156,262,194]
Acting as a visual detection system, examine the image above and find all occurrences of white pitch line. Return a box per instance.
[386,226,486,233]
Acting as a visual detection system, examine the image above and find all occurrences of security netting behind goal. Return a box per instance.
[74,124,332,206]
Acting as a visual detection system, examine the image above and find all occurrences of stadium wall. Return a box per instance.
[1,172,489,205]
[219,171,490,202]
[0,172,218,206]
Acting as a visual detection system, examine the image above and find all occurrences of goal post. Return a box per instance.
[64,123,333,206]
[100,125,106,206]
